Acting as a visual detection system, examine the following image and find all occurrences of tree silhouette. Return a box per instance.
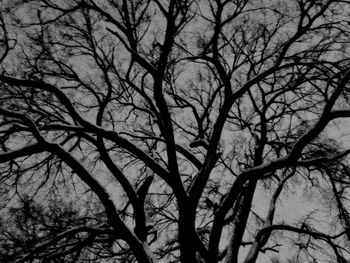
[1,0,350,262]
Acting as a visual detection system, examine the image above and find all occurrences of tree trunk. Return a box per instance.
[225,181,257,263]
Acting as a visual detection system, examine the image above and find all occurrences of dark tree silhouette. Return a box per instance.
[1,0,350,262]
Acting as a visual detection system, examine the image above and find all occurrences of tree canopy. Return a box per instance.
[1,0,350,262]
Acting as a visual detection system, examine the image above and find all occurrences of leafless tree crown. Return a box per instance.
[1,0,350,262]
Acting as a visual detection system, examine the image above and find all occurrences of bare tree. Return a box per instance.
[1,0,350,262]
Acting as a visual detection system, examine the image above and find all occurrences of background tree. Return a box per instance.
[1,0,350,262]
